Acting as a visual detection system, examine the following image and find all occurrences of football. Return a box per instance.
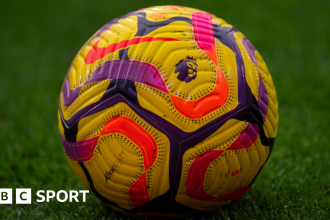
[58,5,278,218]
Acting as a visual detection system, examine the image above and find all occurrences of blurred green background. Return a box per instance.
[1,0,329,219]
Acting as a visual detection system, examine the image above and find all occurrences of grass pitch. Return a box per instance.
[1,0,329,219]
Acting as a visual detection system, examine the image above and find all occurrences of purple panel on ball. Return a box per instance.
[243,38,269,122]
[60,134,98,162]
[257,72,269,123]
[61,60,167,107]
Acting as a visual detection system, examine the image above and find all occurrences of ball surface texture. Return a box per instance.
[58,5,278,218]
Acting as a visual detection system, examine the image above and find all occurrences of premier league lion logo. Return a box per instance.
[175,56,198,83]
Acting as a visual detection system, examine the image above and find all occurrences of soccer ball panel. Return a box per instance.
[175,119,269,211]
[133,16,240,132]
[233,31,278,139]
[234,32,259,103]
[60,102,170,210]
[254,51,278,138]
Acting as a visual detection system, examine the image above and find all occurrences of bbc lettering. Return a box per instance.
[0,189,89,204]
[0,189,12,204]
[16,188,31,204]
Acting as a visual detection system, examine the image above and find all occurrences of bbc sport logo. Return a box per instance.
[0,188,89,204]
